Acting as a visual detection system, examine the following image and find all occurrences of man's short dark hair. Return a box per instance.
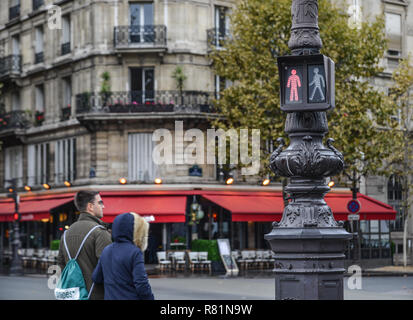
[74,191,99,212]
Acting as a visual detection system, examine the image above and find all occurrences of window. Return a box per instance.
[55,138,76,184]
[62,76,72,108]
[9,0,20,20]
[129,2,154,43]
[385,12,402,56]
[214,6,230,47]
[215,75,231,99]
[388,174,404,231]
[35,84,44,112]
[35,26,44,64]
[61,15,71,55]
[12,35,20,56]
[128,133,157,182]
[130,67,154,103]
[12,91,20,111]
[4,146,23,188]
[33,0,44,11]
[27,143,50,186]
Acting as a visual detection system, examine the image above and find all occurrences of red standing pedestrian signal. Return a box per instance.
[287,69,301,102]
[13,212,21,221]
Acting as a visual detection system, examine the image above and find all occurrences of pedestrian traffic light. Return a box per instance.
[278,54,335,112]
[13,212,21,222]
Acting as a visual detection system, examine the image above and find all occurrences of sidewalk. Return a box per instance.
[2,263,413,278]
[363,266,413,276]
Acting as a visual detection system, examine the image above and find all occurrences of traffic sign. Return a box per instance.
[347,199,361,214]
[277,54,335,112]
[348,214,360,221]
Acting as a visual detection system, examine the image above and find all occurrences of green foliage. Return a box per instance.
[191,239,220,261]
[50,239,60,251]
[100,71,111,94]
[171,66,187,93]
[387,57,413,212]
[210,0,397,180]
[172,235,185,243]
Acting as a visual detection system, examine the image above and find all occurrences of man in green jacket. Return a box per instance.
[57,190,112,300]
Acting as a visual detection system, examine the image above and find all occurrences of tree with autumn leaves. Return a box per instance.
[209,0,401,186]
[387,57,413,266]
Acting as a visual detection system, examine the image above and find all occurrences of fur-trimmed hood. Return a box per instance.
[111,212,149,251]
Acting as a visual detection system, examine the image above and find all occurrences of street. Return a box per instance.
[0,274,412,300]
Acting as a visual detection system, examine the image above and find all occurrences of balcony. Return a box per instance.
[0,111,31,133]
[35,52,44,64]
[61,105,71,121]
[114,25,167,52]
[207,28,231,52]
[33,0,44,11]
[61,42,71,56]
[76,91,216,115]
[9,4,20,20]
[0,55,22,81]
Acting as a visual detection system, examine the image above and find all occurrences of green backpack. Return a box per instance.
[55,225,103,300]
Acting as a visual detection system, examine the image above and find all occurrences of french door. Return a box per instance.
[130,67,155,104]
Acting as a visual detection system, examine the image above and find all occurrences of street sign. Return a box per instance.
[348,214,360,221]
[277,54,335,112]
[347,199,361,214]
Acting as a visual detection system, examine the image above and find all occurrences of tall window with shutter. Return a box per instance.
[4,146,23,187]
[385,12,402,57]
[55,138,76,184]
[27,143,50,186]
[128,133,156,182]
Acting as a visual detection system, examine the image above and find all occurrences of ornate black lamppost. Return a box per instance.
[7,178,23,276]
[265,0,351,300]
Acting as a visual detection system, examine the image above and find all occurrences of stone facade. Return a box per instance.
[0,0,412,263]
[0,0,237,189]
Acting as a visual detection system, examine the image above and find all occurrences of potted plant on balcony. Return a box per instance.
[34,110,45,126]
[77,92,91,112]
[62,104,71,120]
[171,66,187,106]
[99,71,112,107]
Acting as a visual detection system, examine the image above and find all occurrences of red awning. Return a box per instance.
[202,191,396,222]
[0,193,74,222]
[202,194,284,222]
[100,193,187,223]
[325,192,396,221]
[0,199,15,222]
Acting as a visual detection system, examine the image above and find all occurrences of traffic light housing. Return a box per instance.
[278,54,335,112]
[13,212,21,222]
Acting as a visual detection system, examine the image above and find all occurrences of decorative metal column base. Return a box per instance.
[265,227,350,300]
[266,112,351,300]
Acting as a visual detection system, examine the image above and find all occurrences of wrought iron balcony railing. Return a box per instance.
[114,25,167,50]
[207,28,231,51]
[9,4,20,20]
[35,52,44,64]
[76,91,216,114]
[0,55,22,79]
[33,0,44,11]
[61,42,71,55]
[0,111,31,132]
[61,106,71,121]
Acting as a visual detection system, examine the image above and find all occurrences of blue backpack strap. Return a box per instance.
[63,230,72,260]
[74,225,104,260]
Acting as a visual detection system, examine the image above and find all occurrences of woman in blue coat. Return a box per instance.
[92,212,155,300]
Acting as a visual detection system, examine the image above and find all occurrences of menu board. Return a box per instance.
[217,239,239,277]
